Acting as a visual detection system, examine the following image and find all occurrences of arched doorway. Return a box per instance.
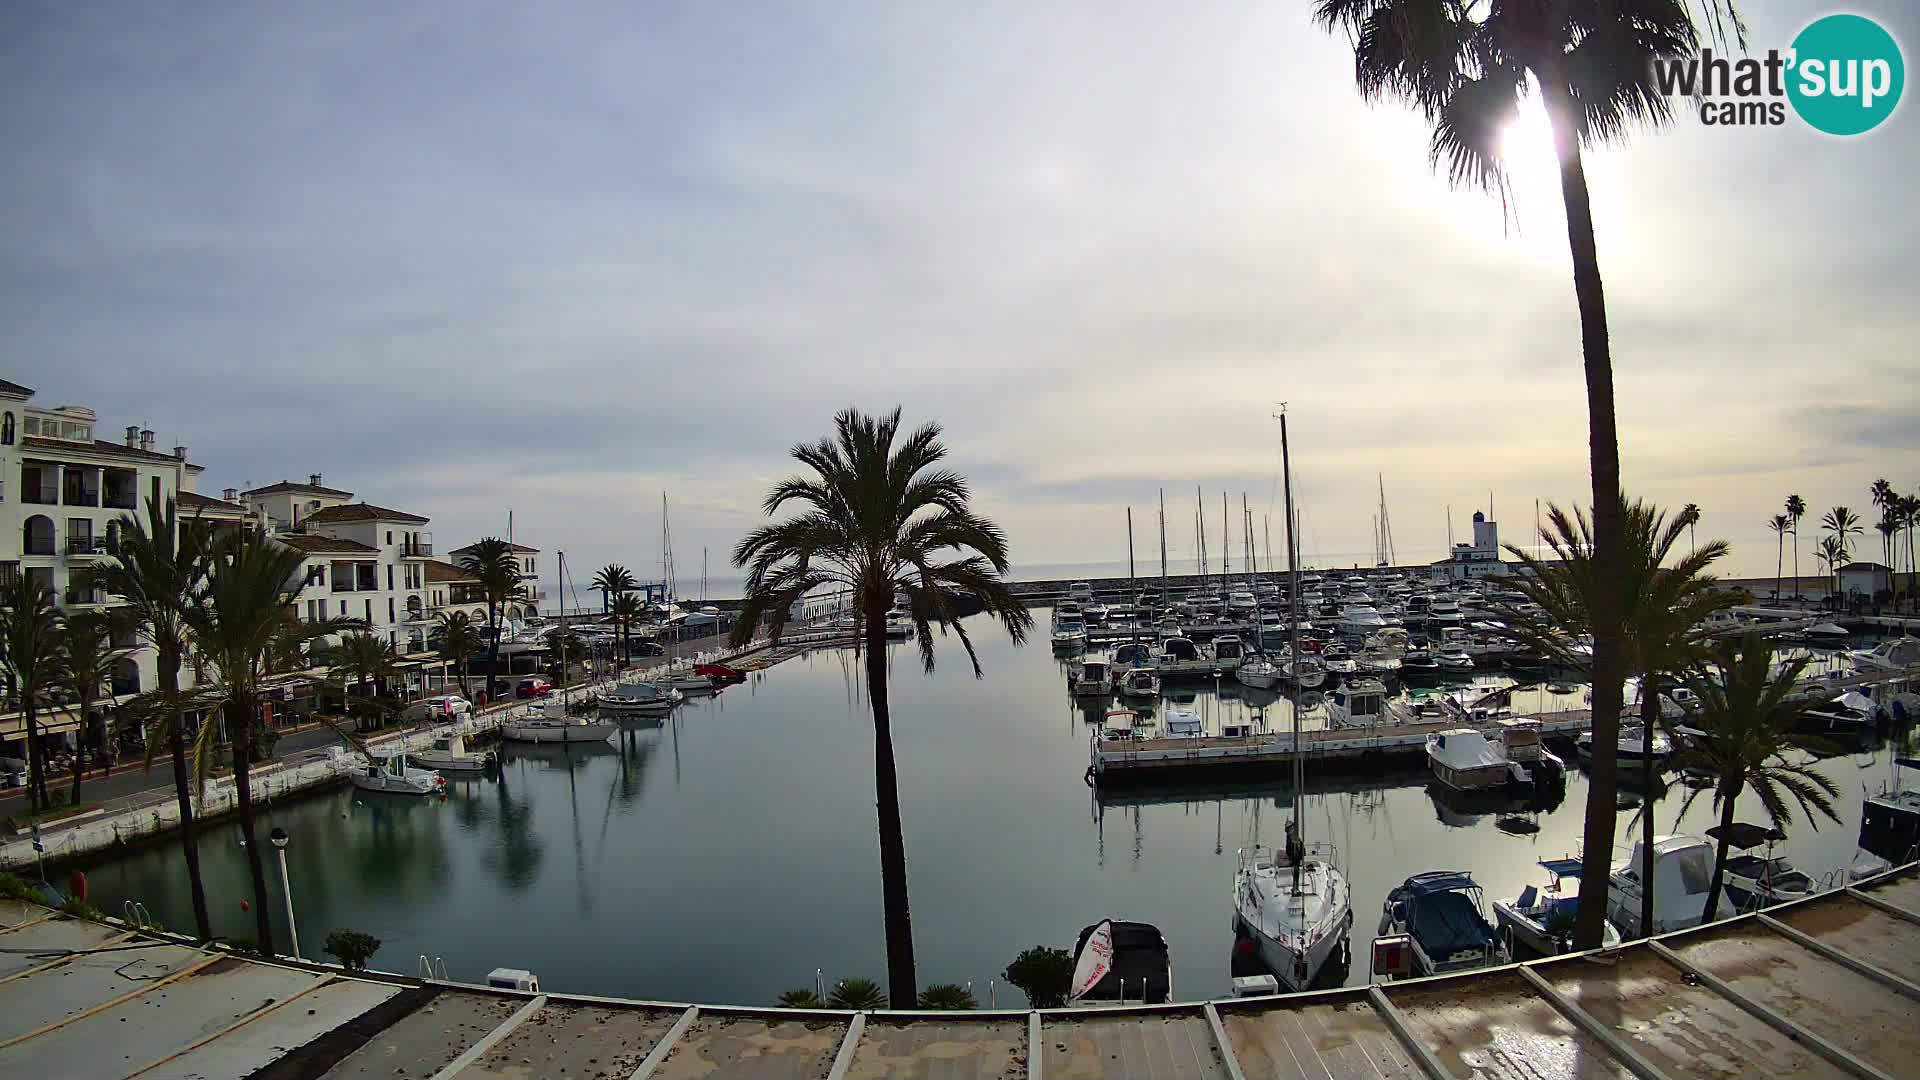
[23,515,55,556]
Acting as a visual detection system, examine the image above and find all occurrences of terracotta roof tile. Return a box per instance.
[0,379,33,397]
[426,560,479,583]
[241,480,356,498]
[277,534,380,555]
[20,435,204,470]
[299,502,429,525]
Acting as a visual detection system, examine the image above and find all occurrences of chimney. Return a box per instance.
[124,425,139,447]
[309,472,323,487]
[139,428,155,452]
[173,445,188,461]
[223,487,238,503]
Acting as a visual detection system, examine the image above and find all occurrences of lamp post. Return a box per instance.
[269,827,300,959]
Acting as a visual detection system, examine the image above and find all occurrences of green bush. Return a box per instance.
[59,896,106,921]
[917,983,977,1010]
[776,988,823,1008]
[1004,946,1075,1008]
[826,977,886,1009]
[323,928,383,971]
[0,872,38,902]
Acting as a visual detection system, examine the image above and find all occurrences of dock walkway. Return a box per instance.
[1,861,1914,1079]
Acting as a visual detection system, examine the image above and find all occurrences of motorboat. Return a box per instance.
[1326,678,1389,728]
[1067,582,1096,606]
[884,615,916,640]
[1068,919,1173,1004]
[1377,872,1507,977]
[1117,666,1162,701]
[1098,709,1139,743]
[1852,634,1920,672]
[1711,823,1817,912]
[1860,756,1920,863]
[683,605,722,627]
[1435,648,1474,673]
[1162,705,1204,738]
[1083,603,1111,626]
[1209,635,1248,672]
[1363,627,1411,655]
[1070,659,1115,697]
[1576,725,1672,763]
[1399,648,1441,676]
[595,681,684,714]
[350,751,445,796]
[1051,615,1089,650]
[1319,642,1359,678]
[410,732,494,774]
[1153,636,1213,677]
[1227,590,1258,616]
[1284,654,1328,689]
[501,700,618,744]
[1426,729,1523,792]
[1235,834,1353,992]
[656,670,721,695]
[1493,859,1622,957]
[1799,692,1878,736]
[1803,622,1850,642]
[1338,604,1389,637]
[1235,654,1280,690]
[1496,719,1564,785]
[1607,834,1733,935]
[1109,642,1153,672]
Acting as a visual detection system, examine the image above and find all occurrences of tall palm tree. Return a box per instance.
[609,591,645,665]
[1817,535,1845,607]
[182,526,351,954]
[1902,494,1920,611]
[1785,494,1806,598]
[0,577,63,812]
[1870,479,1896,567]
[54,609,135,806]
[728,408,1033,1006]
[592,564,635,615]
[1822,507,1861,604]
[1679,502,1701,553]
[78,496,214,940]
[459,538,522,698]
[1766,514,1790,603]
[435,611,482,697]
[1306,1,1732,947]
[1496,494,1735,942]
[1679,636,1840,922]
[329,632,399,730]
[1876,508,1899,604]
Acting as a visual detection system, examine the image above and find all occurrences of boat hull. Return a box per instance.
[411,754,490,774]
[500,721,618,744]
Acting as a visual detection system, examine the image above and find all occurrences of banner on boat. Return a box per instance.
[1069,920,1113,1001]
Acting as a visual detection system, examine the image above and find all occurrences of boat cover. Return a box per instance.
[1538,858,1584,879]
[1409,889,1498,956]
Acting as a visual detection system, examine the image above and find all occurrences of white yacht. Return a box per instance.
[1283,653,1327,689]
[1338,604,1389,637]
[1576,725,1672,764]
[1227,590,1258,616]
[1070,659,1114,697]
[1426,728,1522,792]
[1162,704,1204,737]
[1607,835,1733,935]
[1209,635,1248,672]
[1117,666,1162,701]
[1067,581,1095,605]
[1326,677,1389,728]
[1051,614,1089,650]
[1852,635,1920,672]
[1435,647,1475,672]
[351,751,444,796]
[1235,654,1280,690]
[410,732,493,774]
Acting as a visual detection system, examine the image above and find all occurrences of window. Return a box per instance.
[150,476,160,508]
[318,599,328,620]
[387,565,393,590]
[1,412,12,445]
[388,598,395,623]
[307,600,317,622]
[364,599,372,622]
[386,531,393,545]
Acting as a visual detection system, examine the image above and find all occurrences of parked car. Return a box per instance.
[515,677,553,699]
[631,641,666,657]
[405,694,473,722]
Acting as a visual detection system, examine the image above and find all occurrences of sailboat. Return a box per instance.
[1234,408,1353,992]
[501,551,616,745]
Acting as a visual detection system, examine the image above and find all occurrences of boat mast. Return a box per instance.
[1222,491,1231,587]
[557,550,569,704]
[1158,489,1168,611]
[1127,507,1137,644]
[1195,486,1206,581]
[1278,406,1305,893]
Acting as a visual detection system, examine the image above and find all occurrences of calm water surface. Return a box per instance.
[76,612,1909,1005]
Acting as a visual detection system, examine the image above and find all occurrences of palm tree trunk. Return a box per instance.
[1542,70,1627,953]
[69,696,90,806]
[1792,528,1800,600]
[1774,535,1783,603]
[226,698,275,953]
[23,707,46,812]
[1703,778,1742,924]
[864,592,917,1008]
[1638,678,1660,938]
[162,652,213,940]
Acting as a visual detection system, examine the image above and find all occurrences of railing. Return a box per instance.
[22,488,58,505]
[66,536,104,556]
[402,539,433,557]
[63,588,105,606]
[63,488,100,507]
[103,491,138,510]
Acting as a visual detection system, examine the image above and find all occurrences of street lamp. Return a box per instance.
[269,827,300,960]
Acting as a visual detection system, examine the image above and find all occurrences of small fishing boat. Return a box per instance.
[1606,834,1733,935]
[1492,859,1622,957]
[1435,647,1475,673]
[410,732,494,774]
[1069,918,1173,1004]
[1712,823,1817,912]
[1378,872,1507,977]
[1117,666,1161,701]
[351,751,445,796]
[501,700,617,744]
[595,681,684,714]
[1209,635,1248,672]
[1426,728,1521,792]
[1325,677,1389,728]
[1070,659,1114,697]
[1576,725,1672,763]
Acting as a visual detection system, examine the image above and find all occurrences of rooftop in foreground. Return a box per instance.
[2,862,1916,1079]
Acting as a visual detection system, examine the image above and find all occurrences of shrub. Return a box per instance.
[917,983,977,1010]
[1003,946,1075,1008]
[0,872,39,902]
[826,977,886,1009]
[59,896,106,921]
[323,928,382,971]
[776,988,823,1008]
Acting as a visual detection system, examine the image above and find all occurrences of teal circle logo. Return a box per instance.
[1787,14,1903,135]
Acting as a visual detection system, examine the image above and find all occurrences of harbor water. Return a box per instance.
[71,611,1911,1006]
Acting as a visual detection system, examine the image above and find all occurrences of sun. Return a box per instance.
[1499,96,1557,169]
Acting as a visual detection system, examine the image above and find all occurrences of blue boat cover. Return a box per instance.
[1410,889,1499,955]
[1403,871,1479,896]
[1538,858,1584,878]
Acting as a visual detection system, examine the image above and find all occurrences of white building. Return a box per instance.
[239,475,355,532]
[0,380,237,758]
[445,541,544,621]
[265,500,437,653]
[1431,511,1509,582]
[1837,561,1893,603]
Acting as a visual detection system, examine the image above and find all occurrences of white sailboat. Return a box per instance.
[501,551,617,745]
[1234,408,1353,992]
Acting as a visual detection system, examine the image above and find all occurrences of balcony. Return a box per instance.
[401,534,433,558]
[63,484,100,507]
[66,536,105,557]
[0,562,18,589]
[63,586,106,607]
[103,488,138,511]
[22,486,58,506]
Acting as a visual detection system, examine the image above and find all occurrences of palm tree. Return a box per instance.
[1822,507,1861,605]
[1496,494,1735,942]
[609,592,645,665]
[1876,508,1900,605]
[53,609,135,806]
[1785,494,1807,598]
[1679,503,1701,553]
[1871,479,1896,566]
[1767,514,1790,602]
[436,611,482,697]
[592,563,635,615]
[459,538,522,699]
[542,626,585,682]
[1903,494,1920,611]
[78,496,214,940]
[329,632,399,730]
[0,577,63,811]
[728,408,1033,1007]
[1816,535,1845,607]
[1679,636,1840,922]
[1305,1,1733,949]
[182,526,352,955]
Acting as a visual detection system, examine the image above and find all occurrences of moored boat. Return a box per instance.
[1070,659,1114,697]
[1117,666,1162,701]
[1069,918,1173,1004]
[410,732,494,774]
[351,751,445,796]
[501,701,617,744]
[1377,871,1507,977]
[595,681,683,714]
[1492,859,1622,957]
[1606,834,1733,935]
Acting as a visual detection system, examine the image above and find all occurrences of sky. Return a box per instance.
[4,2,1915,590]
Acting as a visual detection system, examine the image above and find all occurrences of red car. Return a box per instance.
[515,677,553,699]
